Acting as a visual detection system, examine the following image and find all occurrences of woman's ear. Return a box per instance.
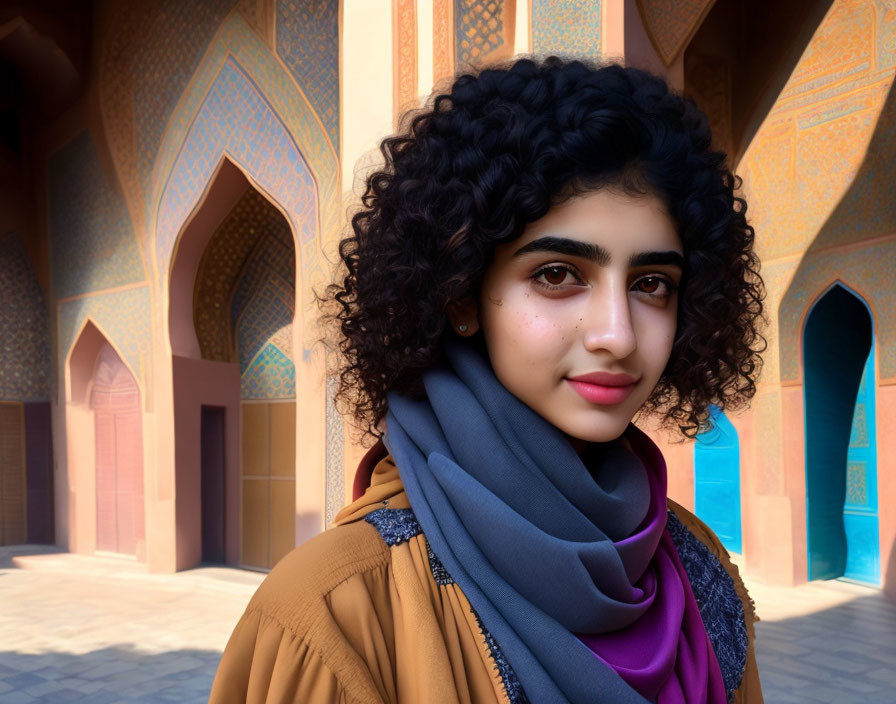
[446,297,480,336]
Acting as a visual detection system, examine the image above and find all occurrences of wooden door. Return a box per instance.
[91,345,145,557]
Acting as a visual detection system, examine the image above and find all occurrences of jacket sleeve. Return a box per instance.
[209,607,350,704]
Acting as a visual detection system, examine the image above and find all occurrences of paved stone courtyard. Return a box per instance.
[0,545,895,703]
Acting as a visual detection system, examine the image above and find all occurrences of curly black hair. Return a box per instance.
[321,56,765,439]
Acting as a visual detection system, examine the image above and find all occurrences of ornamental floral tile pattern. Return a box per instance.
[155,59,318,279]
[325,370,345,524]
[778,240,896,381]
[0,233,50,401]
[455,0,504,67]
[635,0,714,66]
[48,131,144,300]
[740,0,896,381]
[150,14,338,298]
[276,0,340,151]
[531,0,601,58]
[236,278,294,375]
[242,342,296,399]
[194,188,294,362]
[98,0,239,231]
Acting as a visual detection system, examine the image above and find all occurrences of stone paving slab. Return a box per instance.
[1,545,895,702]
[0,545,263,703]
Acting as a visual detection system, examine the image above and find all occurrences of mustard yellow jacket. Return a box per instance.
[210,455,763,703]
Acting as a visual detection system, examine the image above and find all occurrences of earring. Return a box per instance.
[458,324,468,333]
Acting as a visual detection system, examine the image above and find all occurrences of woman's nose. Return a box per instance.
[581,284,637,359]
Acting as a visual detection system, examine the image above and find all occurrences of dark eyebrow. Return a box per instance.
[511,236,684,270]
[629,251,685,269]
[511,237,610,265]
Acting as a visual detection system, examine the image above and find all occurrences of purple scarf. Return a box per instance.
[384,338,727,703]
[578,429,727,702]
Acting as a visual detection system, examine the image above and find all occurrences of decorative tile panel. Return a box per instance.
[47,131,144,300]
[455,0,504,67]
[847,461,867,506]
[155,59,318,279]
[58,286,152,404]
[194,188,293,362]
[0,233,50,402]
[276,0,340,151]
[325,370,345,524]
[635,0,715,66]
[531,0,601,58]
[242,342,296,399]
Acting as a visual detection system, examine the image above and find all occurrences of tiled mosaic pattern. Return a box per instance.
[194,188,294,362]
[236,279,294,376]
[241,343,295,399]
[847,462,868,506]
[325,370,345,525]
[635,0,714,66]
[0,233,50,402]
[455,0,504,67]
[434,0,454,84]
[47,131,144,300]
[738,0,896,380]
[531,0,601,58]
[230,221,295,325]
[777,241,896,381]
[99,0,239,229]
[276,0,339,151]
[395,0,418,122]
[58,286,152,405]
[155,58,318,280]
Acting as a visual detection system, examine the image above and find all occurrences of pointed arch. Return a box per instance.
[803,282,879,584]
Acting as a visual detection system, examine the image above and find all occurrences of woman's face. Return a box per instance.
[467,189,683,445]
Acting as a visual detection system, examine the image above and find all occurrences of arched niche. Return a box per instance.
[803,283,879,585]
[168,157,299,571]
[65,319,145,560]
[695,405,742,554]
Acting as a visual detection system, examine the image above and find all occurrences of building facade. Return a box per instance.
[0,0,893,599]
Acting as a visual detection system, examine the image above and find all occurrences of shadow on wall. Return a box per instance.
[754,592,896,703]
[0,646,223,703]
[807,78,896,254]
[778,78,896,595]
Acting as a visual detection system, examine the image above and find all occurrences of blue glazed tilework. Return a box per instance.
[131,0,239,185]
[149,15,338,294]
[276,0,339,151]
[155,59,318,276]
[531,0,601,58]
[241,342,296,399]
[47,131,144,300]
[236,277,294,374]
[0,232,51,401]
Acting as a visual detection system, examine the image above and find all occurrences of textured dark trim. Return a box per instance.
[363,507,422,546]
[472,611,530,704]
[426,539,455,585]
[363,507,528,702]
[667,510,749,701]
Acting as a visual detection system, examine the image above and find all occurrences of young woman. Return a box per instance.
[211,57,765,704]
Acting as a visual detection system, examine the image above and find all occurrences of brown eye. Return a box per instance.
[542,266,571,286]
[637,277,661,294]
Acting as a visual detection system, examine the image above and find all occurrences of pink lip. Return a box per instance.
[566,372,638,405]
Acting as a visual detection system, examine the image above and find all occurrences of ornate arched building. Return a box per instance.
[1,0,893,599]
